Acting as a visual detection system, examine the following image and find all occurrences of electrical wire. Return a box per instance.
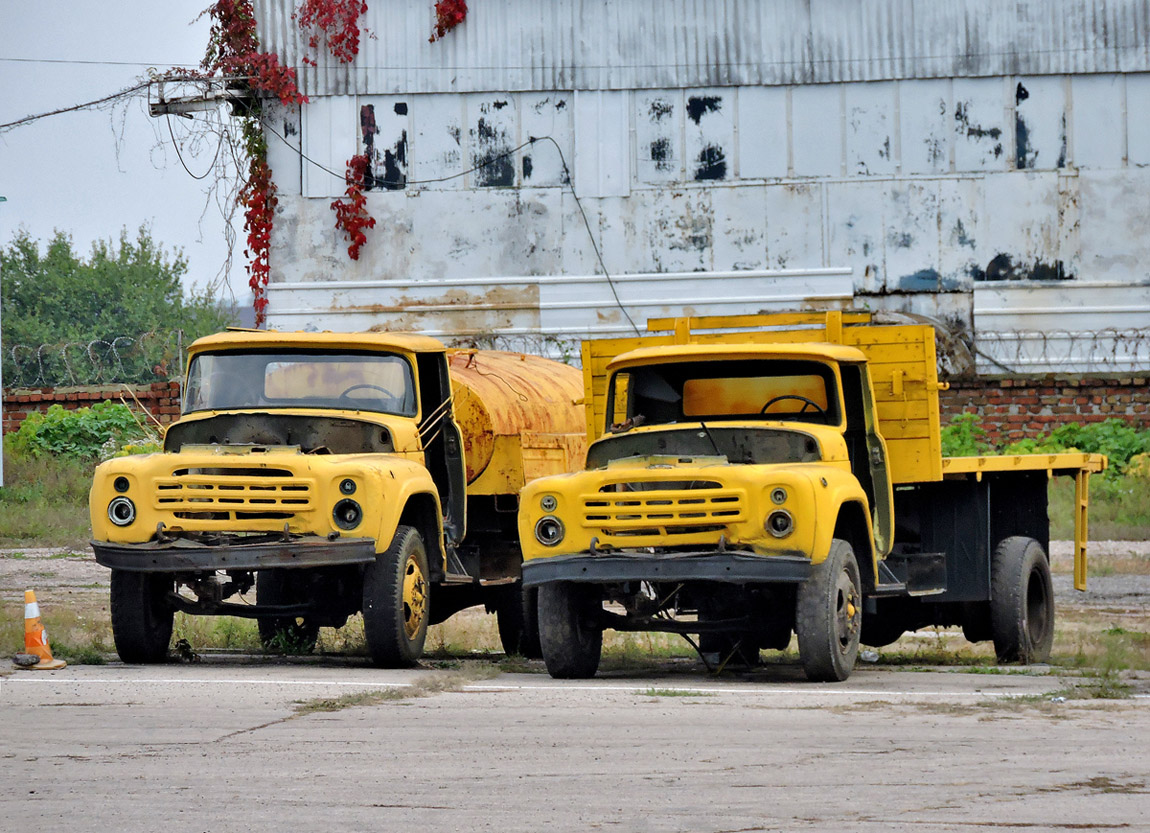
[261,120,642,335]
[166,113,225,180]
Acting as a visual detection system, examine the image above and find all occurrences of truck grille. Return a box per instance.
[153,467,314,521]
[582,480,746,538]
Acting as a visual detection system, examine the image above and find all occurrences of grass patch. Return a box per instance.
[1050,475,1150,541]
[293,666,500,714]
[0,451,95,549]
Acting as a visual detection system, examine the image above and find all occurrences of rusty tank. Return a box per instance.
[448,350,587,494]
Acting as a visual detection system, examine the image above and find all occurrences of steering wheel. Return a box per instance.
[339,383,399,400]
[760,394,827,417]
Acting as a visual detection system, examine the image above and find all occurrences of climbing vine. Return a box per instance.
[295,0,369,65]
[430,0,468,42]
[202,0,307,326]
[331,154,376,260]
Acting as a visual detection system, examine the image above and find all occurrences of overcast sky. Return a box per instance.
[0,1,247,309]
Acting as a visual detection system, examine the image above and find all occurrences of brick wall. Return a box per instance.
[4,377,1148,445]
[2,382,182,434]
[940,375,1150,445]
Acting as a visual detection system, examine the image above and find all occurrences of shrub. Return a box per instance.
[8,402,155,459]
[940,412,992,457]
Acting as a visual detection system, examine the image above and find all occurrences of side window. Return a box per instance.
[609,372,631,426]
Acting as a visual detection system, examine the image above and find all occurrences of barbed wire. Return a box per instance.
[966,328,1150,377]
[3,331,187,389]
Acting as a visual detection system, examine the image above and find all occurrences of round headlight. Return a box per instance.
[333,499,362,530]
[534,516,565,547]
[113,476,131,494]
[339,478,357,495]
[766,509,794,538]
[540,494,557,512]
[108,496,136,527]
[770,487,787,505]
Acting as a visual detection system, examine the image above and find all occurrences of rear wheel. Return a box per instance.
[362,526,430,667]
[538,582,602,679]
[990,537,1055,664]
[495,582,543,658]
[110,570,174,664]
[796,539,862,682]
[257,570,319,653]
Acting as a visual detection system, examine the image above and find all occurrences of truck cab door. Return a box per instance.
[417,353,467,546]
[840,363,894,557]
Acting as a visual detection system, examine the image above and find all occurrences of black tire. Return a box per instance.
[538,582,603,679]
[494,582,543,658]
[796,539,862,682]
[990,536,1055,664]
[110,570,174,664]
[362,525,430,667]
[256,570,320,653]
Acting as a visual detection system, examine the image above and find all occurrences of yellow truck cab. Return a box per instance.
[518,312,1105,681]
[90,329,586,666]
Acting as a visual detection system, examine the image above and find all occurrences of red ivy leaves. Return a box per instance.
[240,158,278,326]
[296,0,368,65]
[430,0,468,42]
[203,0,308,326]
[331,155,376,261]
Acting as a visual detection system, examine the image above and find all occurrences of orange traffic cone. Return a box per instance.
[15,590,66,670]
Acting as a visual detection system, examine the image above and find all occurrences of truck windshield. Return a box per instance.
[183,350,417,417]
[607,358,840,429]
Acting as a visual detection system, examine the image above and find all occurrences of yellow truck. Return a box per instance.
[89,330,585,666]
[518,312,1105,681]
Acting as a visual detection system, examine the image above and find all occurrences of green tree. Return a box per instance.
[1,227,234,385]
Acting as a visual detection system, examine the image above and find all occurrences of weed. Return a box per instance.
[293,666,499,715]
[54,643,109,665]
[496,655,544,674]
[5,552,28,560]
[641,687,715,698]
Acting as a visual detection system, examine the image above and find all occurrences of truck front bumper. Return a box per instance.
[521,550,812,587]
[92,535,378,573]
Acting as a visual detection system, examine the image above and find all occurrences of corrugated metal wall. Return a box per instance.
[257,0,1150,373]
[258,0,1150,95]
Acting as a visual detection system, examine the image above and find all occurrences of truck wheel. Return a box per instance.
[796,539,862,682]
[495,583,543,658]
[257,570,319,653]
[538,582,602,679]
[362,526,430,667]
[110,570,175,664]
[990,537,1055,664]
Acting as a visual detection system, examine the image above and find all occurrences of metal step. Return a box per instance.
[871,561,907,597]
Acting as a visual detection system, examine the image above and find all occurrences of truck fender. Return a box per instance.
[807,472,879,591]
[368,471,447,578]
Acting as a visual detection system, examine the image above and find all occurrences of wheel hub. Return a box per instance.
[402,554,428,639]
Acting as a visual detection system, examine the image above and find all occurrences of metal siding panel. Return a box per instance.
[977,172,1065,274]
[711,187,768,270]
[899,79,952,175]
[953,77,1008,173]
[1077,168,1150,281]
[736,87,789,179]
[684,89,735,183]
[635,91,684,184]
[263,102,302,196]
[1072,75,1127,167]
[791,85,843,177]
[1128,73,1150,164]
[301,97,356,197]
[764,183,824,269]
[467,94,519,188]
[936,177,981,292]
[411,94,466,190]
[884,182,941,293]
[573,91,631,198]
[845,82,897,176]
[826,181,887,293]
[1013,76,1069,171]
[519,93,575,188]
[359,96,410,191]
